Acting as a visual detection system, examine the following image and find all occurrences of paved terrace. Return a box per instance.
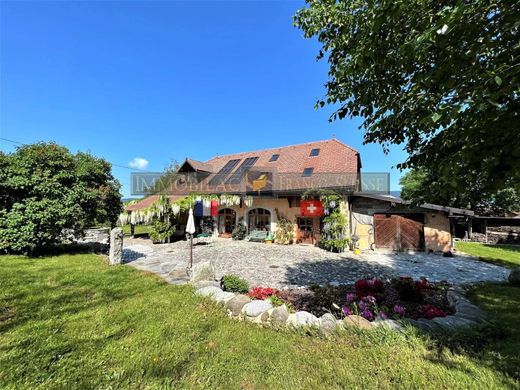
[123,238,510,288]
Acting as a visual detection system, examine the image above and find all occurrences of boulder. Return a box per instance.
[431,315,476,331]
[287,311,320,328]
[242,300,273,317]
[319,313,338,334]
[191,280,221,289]
[508,267,520,286]
[226,295,251,316]
[214,291,236,304]
[109,228,124,265]
[455,302,488,322]
[190,260,215,283]
[270,305,289,325]
[195,286,222,298]
[343,315,374,330]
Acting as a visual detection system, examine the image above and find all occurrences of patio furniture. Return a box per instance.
[246,230,269,242]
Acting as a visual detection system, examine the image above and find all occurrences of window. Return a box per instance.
[302,167,314,177]
[248,208,271,231]
[226,157,259,184]
[269,154,279,162]
[208,159,241,185]
[309,148,320,157]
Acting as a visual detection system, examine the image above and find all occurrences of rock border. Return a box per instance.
[194,283,488,334]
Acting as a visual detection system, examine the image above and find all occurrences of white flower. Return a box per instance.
[436,24,448,35]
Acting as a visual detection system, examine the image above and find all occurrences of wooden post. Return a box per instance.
[130,223,135,238]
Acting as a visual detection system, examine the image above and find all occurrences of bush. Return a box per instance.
[231,222,247,240]
[248,287,281,300]
[221,275,249,293]
[149,220,175,244]
[0,143,121,254]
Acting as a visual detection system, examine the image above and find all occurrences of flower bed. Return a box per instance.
[276,277,453,322]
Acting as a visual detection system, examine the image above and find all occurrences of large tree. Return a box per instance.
[295,0,520,199]
[399,168,520,216]
[0,142,122,254]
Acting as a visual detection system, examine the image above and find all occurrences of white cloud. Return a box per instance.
[129,157,149,170]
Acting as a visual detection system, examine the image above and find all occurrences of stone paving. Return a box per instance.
[123,238,510,288]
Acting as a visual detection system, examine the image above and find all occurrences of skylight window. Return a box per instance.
[226,157,259,184]
[208,159,241,185]
[310,148,320,157]
[269,154,279,162]
[302,167,314,177]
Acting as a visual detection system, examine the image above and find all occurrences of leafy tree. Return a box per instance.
[295,0,520,198]
[0,142,122,254]
[400,168,520,216]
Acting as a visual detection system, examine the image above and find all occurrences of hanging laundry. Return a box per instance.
[203,201,211,216]
[194,200,203,217]
[210,200,219,217]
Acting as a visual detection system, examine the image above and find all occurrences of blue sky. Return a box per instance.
[0,1,407,197]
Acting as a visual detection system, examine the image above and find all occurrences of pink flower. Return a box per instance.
[341,305,353,316]
[393,304,406,316]
[361,309,374,321]
[346,293,356,302]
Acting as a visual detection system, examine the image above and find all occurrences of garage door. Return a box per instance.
[374,214,424,251]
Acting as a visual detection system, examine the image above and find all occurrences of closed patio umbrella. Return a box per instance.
[186,208,196,269]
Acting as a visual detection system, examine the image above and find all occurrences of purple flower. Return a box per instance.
[361,309,374,321]
[358,301,368,311]
[393,304,406,316]
[341,305,353,316]
[363,295,376,304]
[378,311,388,320]
[346,293,356,302]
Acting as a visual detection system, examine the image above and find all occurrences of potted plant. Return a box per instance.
[264,232,274,244]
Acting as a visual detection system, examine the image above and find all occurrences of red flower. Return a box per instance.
[248,287,281,300]
[416,304,447,319]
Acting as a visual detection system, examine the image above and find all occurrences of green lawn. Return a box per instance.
[455,242,520,268]
[122,224,151,237]
[1,254,518,389]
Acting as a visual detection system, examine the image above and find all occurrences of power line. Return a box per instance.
[0,137,148,171]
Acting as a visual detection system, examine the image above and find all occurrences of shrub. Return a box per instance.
[0,142,121,254]
[149,220,175,243]
[393,276,425,302]
[354,278,384,298]
[221,274,249,293]
[231,221,247,240]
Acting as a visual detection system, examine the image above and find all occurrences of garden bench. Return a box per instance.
[246,230,269,242]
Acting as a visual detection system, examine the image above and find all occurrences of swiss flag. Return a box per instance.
[300,200,324,217]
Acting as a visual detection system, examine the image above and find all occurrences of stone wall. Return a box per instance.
[78,228,110,244]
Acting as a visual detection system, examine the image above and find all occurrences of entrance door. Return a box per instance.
[297,217,314,244]
[248,208,271,231]
[374,214,424,251]
[218,208,236,234]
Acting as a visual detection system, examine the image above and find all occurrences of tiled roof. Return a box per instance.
[125,195,185,211]
[205,139,360,174]
[183,158,213,172]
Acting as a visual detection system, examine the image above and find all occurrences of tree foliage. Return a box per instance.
[295,0,520,198]
[399,168,520,216]
[0,142,122,254]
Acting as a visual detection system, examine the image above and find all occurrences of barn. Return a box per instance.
[349,194,473,252]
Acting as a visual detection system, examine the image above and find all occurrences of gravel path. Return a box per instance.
[123,238,510,288]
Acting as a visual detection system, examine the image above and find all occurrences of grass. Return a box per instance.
[122,224,151,237]
[455,242,520,268]
[1,254,519,389]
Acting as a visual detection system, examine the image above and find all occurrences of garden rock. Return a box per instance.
[214,291,236,304]
[226,295,251,316]
[109,228,124,265]
[287,311,320,328]
[455,302,488,322]
[191,280,221,289]
[190,260,215,283]
[508,267,520,286]
[242,300,273,317]
[270,305,289,325]
[431,315,476,331]
[343,315,374,330]
[195,286,223,298]
[319,313,337,334]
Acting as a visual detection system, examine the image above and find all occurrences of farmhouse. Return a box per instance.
[127,139,471,252]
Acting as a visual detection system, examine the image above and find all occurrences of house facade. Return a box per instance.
[127,139,470,252]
